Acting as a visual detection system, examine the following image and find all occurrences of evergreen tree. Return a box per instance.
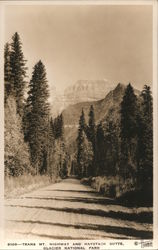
[76,129,93,178]
[10,32,27,116]
[59,141,68,178]
[79,131,93,177]
[87,105,96,176]
[120,83,138,180]
[51,117,57,138]
[47,118,55,180]
[120,84,137,140]
[25,60,50,174]
[104,120,119,176]
[141,85,153,120]
[87,105,96,147]
[4,43,12,101]
[137,85,153,188]
[77,109,86,176]
[51,137,68,179]
[96,122,105,176]
[59,113,64,138]
[50,113,67,178]
[52,114,64,139]
[76,109,93,178]
[79,109,86,131]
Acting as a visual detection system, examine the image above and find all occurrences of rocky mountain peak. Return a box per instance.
[64,79,115,101]
[51,79,116,117]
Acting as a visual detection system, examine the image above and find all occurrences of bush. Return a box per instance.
[5,96,33,176]
[4,174,56,199]
[80,177,92,185]
[116,186,153,207]
[81,175,135,198]
[81,175,152,207]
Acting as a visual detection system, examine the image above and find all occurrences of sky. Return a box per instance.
[4,4,153,94]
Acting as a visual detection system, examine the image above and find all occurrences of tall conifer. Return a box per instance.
[4,43,12,101]
[96,122,105,176]
[87,105,96,175]
[10,32,27,116]
[120,83,138,179]
[25,60,50,174]
[137,85,153,187]
[77,109,86,176]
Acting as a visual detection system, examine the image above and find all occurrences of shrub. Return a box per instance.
[4,174,56,198]
[5,96,33,176]
[81,175,135,198]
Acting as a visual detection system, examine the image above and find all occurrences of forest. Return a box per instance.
[4,33,68,196]
[75,84,153,204]
[4,32,153,204]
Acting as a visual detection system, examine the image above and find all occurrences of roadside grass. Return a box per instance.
[81,176,134,198]
[4,174,60,199]
[81,176,153,207]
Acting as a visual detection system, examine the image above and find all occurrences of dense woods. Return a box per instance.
[76,84,153,199]
[4,32,68,182]
[4,32,153,204]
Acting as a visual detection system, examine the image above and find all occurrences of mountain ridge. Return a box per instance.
[62,83,140,154]
[51,79,116,117]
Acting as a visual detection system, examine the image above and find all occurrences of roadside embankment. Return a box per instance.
[81,176,153,207]
[4,174,61,199]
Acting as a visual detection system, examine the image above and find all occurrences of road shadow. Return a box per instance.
[16,232,91,240]
[24,196,117,206]
[7,204,153,224]
[39,188,153,208]
[45,189,98,195]
[9,219,153,239]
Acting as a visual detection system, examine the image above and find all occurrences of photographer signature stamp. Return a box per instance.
[134,240,153,249]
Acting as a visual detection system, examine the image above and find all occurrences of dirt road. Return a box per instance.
[5,177,152,240]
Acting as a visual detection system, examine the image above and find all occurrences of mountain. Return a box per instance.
[64,79,116,104]
[62,83,140,154]
[50,79,116,117]
[63,83,126,126]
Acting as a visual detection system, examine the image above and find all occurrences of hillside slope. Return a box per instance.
[51,79,116,117]
[62,83,140,154]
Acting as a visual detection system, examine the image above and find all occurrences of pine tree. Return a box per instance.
[79,131,93,177]
[10,32,27,116]
[76,129,93,178]
[87,105,96,146]
[104,120,119,176]
[76,109,94,178]
[4,43,12,101]
[51,114,64,139]
[25,60,50,174]
[120,84,137,140]
[87,105,96,176]
[47,118,55,180]
[77,109,86,176]
[59,113,64,138]
[59,141,68,178]
[96,122,105,176]
[79,109,86,131]
[137,85,153,188]
[120,83,138,180]
[50,112,67,179]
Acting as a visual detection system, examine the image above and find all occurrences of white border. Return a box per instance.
[0,1,157,249]
[153,0,158,248]
[0,1,5,245]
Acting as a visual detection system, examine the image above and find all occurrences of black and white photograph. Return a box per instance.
[0,1,157,249]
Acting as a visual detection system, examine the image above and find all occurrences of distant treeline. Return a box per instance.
[4,32,68,179]
[76,83,153,192]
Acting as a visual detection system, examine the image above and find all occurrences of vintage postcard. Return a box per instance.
[0,1,157,249]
